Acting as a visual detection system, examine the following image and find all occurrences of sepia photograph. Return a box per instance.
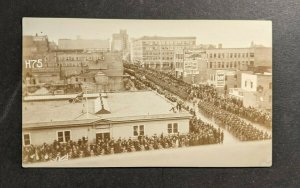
[22,18,272,167]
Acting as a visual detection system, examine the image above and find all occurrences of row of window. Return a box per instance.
[133,123,178,136]
[59,62,88,67]
[23,131,71,146]
[142,41,195,46]
[208,61,254,69]
[208,52,255,58]
[23,124,180,146]
[58,56,104,61]
[245,81,254,88]
[144,51,174,55]
[143,57,173,61]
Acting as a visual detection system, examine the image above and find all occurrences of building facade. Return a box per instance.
[67,52,125,92]
[111,30,129,52]
[131,36,196,69]
[58,37,110,52]
[205,44,272,71]
[229,72,272,110]
[22,91,192,146]
[205,47,254,71]
[174,48,208,84]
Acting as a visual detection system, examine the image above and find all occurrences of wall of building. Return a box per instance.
[241,73,257,92]
[23,118,190,146]
[23,125,91,146]
[58,38,110,51]
[206,48,253,71]
[131,37,196,69]
[253,47,272,67]
[111,30,129,52]
[256,74,272,110]
[110,118,190,139]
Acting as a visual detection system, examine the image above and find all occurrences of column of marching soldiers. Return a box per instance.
[124,64,272,142]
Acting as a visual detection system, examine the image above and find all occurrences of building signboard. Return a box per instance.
[216,70,225,87]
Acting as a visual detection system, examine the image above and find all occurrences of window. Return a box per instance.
[133,125,144,136]
[245,81,247,87]
[133,126,138,136]
[269,82,272,89]
[168,123,178,134]
[269,95,272,102]
[168,124,172,133]
[139,125,144,136]
[173,123,178,133]
[57,131,71,143]
[75,78,78,82]
[251,82,253,88]
[23,133,31,146]
[250,53,255,57]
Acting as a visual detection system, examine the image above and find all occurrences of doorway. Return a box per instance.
[96,132,110,142]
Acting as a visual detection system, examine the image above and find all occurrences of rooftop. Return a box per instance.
[23,91,190,127]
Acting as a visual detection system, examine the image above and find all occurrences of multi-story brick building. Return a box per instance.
[131,36,196,69]
[205,44,272,71]
[205,47,254,71]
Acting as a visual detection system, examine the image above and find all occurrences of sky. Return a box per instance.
[23,18,272,48]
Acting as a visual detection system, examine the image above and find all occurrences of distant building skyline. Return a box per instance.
[23,18,272,48]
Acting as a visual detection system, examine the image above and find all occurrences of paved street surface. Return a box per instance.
[23,140,271,167]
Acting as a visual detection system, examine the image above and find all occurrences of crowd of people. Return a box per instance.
[23,116,223,164]
[198,100,271,141]
[186,85,272,128]
[124,64,272,128]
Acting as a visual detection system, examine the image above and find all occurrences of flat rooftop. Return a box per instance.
[23,91,189,125]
